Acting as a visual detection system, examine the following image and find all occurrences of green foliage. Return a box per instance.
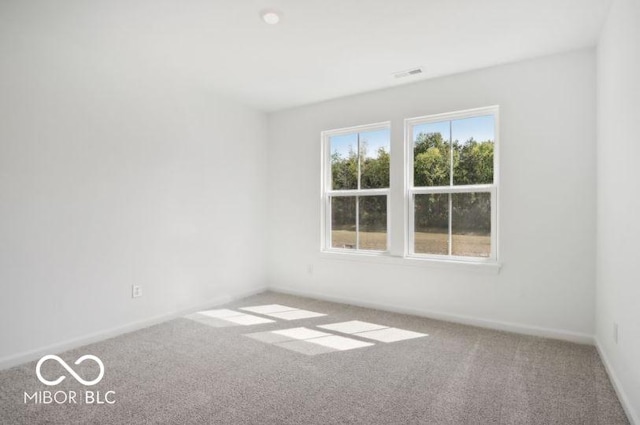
[414,132,450,187]
[330,132,494,239]
[361,148,390,189]
[413,132,494,234]
[414,192,491,234]
[331,148,357,190]
[358,195,386,231]
[413,132,494,186]
[331,196,356,231]
[453,138,494,185]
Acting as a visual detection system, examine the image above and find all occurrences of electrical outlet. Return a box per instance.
[613,322,619,344]
[132,285,142,298]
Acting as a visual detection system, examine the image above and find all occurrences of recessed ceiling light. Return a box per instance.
[261,10,281,25]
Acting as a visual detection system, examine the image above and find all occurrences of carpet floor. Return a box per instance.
[0,291,629,424]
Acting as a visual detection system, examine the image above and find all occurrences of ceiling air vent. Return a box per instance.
[393,67,424,79]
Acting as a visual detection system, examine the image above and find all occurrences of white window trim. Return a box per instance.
[319,106,500,271]
[318,250,501,274]
[320,121,391,254]
[405,105,500,264]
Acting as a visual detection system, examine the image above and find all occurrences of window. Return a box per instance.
[321,106,498,265]
[407,106,498,261]
[321,123,391,252]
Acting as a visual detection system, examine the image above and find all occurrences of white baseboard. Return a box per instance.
[595,339,638,425]
[269,285,595,345]
[0,285,267,371]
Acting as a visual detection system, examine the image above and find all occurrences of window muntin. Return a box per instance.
[323,123,390,253]
[408,107,498,262]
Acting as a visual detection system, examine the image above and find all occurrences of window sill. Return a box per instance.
[319,250,502,274]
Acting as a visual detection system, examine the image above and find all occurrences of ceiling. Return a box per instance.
[1,0,612,111]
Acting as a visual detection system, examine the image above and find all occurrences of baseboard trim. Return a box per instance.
[269,285,594,345]
[0,285,267,371]
[595,339,639,425]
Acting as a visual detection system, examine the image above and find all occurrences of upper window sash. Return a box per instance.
[322,121,391,192]
[406,105,499,190]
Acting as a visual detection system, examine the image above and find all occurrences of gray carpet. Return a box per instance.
[0,291,629,424]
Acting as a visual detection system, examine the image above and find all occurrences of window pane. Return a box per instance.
[360,128,390,189]
[331,196,356,249]
[452,192,491,257]
[358,196,387,251]
[414,194,449,255]
[452,115,494,185]
[330,133,358,190]
[413,121,451,187]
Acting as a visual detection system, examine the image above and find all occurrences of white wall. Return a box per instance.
[267,50,597,341]
[0,30,268,364]
[596,0,640,422]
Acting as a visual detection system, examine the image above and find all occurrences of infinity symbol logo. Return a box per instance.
[36,355,104,386]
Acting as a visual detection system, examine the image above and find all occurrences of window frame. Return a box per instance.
[405,106,499,263]
[321,121,392,254]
